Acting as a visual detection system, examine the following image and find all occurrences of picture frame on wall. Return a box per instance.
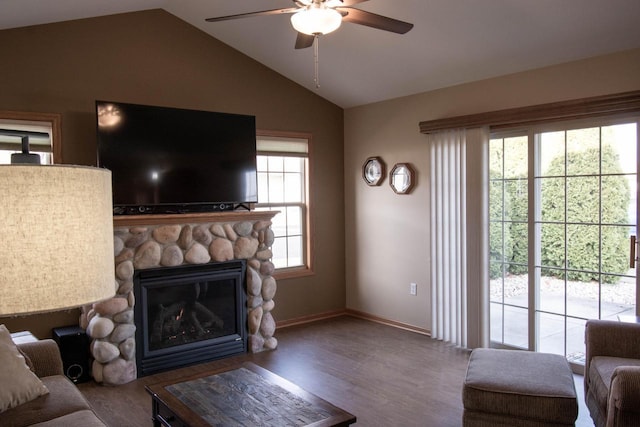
[389,163,415,194]
[362,156,385,186]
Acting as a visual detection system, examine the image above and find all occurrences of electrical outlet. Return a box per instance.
[410,282,417,296]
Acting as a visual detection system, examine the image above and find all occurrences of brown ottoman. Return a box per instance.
[463,348,578,427]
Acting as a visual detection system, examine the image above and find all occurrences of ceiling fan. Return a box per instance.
[205,0,414,50]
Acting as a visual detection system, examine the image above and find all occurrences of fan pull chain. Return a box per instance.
[314,34,320,89]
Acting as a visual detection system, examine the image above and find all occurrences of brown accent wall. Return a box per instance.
[0,9,345,338]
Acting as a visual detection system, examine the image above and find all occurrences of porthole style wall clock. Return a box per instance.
[362,157,385,186]
[390,163,415,194]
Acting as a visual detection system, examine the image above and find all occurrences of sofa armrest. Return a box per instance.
[606,366,640,427]
[17,339,64,378]
[610,366,640,410]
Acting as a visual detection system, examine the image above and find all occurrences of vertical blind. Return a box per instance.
[429,127,489,348]
[430,129,467,346]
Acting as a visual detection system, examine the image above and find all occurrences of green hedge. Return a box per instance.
[540,145,629,283]
[490,174,528,279]
[491,144,630,283]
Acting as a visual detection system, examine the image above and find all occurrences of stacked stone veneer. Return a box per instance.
[79,217,278,385]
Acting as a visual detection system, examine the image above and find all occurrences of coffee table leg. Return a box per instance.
[151,399,161,427]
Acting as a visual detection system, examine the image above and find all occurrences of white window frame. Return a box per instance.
[256,131,313,279]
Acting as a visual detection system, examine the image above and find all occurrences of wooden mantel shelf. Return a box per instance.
[113,210,278,227]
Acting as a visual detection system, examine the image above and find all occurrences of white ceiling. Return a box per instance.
[2,0,640,108]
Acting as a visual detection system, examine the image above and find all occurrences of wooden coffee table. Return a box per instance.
[146,362,356,427]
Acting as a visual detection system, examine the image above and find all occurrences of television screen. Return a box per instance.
[95,101,257,214]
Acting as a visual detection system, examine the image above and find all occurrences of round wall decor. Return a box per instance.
[362,157,385,186]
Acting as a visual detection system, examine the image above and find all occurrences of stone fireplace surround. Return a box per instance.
[80,211,278,385]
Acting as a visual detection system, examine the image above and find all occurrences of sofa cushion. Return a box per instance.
[588,356,640,410]
[0,375,92,427]
[463,348,577,424]
[0,325,49,413]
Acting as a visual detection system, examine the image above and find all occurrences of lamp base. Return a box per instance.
[11,152,40,164]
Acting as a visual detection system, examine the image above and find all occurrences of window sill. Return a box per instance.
[273,266,314,280]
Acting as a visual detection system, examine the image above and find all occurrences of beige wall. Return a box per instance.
[344,48,640,332]
[0,10,345,338]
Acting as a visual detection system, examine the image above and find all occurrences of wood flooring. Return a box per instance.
[78,315,594,426]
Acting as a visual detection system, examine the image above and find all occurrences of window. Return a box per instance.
[489,133,529,349]
[0,111,60,165]
[0,126,53,164]
[256,132,312,277]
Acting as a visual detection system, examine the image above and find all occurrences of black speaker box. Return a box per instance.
[52,326,91,384]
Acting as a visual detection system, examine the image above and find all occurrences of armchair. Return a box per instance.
[584,319,640,427]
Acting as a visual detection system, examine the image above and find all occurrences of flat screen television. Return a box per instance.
[95,101,257,215]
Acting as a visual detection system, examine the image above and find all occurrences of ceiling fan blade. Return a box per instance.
[206,7,299,22]
[334,0,369,6]
[295,32,316,49]
[338,8,413,34]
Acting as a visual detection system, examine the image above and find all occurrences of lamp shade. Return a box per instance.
[0,165,115,316]
[291,7,342,35]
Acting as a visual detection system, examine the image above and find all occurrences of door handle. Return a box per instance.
[630,235,637,269]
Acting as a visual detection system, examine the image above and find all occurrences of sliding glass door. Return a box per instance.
[490,133,530,348]
[490,118,638,366]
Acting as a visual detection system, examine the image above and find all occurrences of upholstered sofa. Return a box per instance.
[0,331,106,427]
[585,319,640,427]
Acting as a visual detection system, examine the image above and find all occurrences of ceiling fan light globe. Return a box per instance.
[291,7,342,35]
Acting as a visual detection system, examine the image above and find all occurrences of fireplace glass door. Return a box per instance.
[134,260,247,376]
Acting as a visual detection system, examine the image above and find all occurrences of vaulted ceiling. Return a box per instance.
[2,0,640,108]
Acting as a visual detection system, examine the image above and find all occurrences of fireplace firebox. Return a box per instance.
[134,260,247,376]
